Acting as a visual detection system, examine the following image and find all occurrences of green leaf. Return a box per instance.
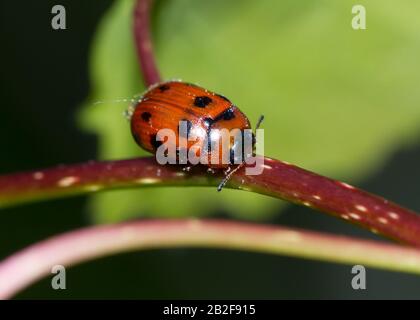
[78,0,420,223]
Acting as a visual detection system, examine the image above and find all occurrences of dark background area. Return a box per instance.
[0,1,419,299]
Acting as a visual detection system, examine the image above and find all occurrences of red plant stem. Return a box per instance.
[2,219,420,299]
[133,0,161,86]
[237,158,420,246]
[0,156,419,246]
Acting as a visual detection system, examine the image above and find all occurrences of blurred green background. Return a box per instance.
[0,0,419,298]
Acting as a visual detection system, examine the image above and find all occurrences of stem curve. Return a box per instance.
[1,219,420,299]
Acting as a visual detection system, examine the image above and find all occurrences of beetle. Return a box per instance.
[130,80,263,191]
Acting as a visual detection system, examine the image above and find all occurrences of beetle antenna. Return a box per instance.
[217,162,245,192]
[255,115,264,130]
[92,97,142,121]
[251,115,265,155]
[93,98,139,106]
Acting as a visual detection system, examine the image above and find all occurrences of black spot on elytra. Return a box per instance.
[178,119,193,138]
[212,107,236,123]
[216,93,230,102]
[150,134,163,150]
[141,112,152,123]
[194,96,212,108]
[159,84,170,92]
[222,108,235,120]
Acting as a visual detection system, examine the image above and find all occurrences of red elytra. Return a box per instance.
[130,80,259,190]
